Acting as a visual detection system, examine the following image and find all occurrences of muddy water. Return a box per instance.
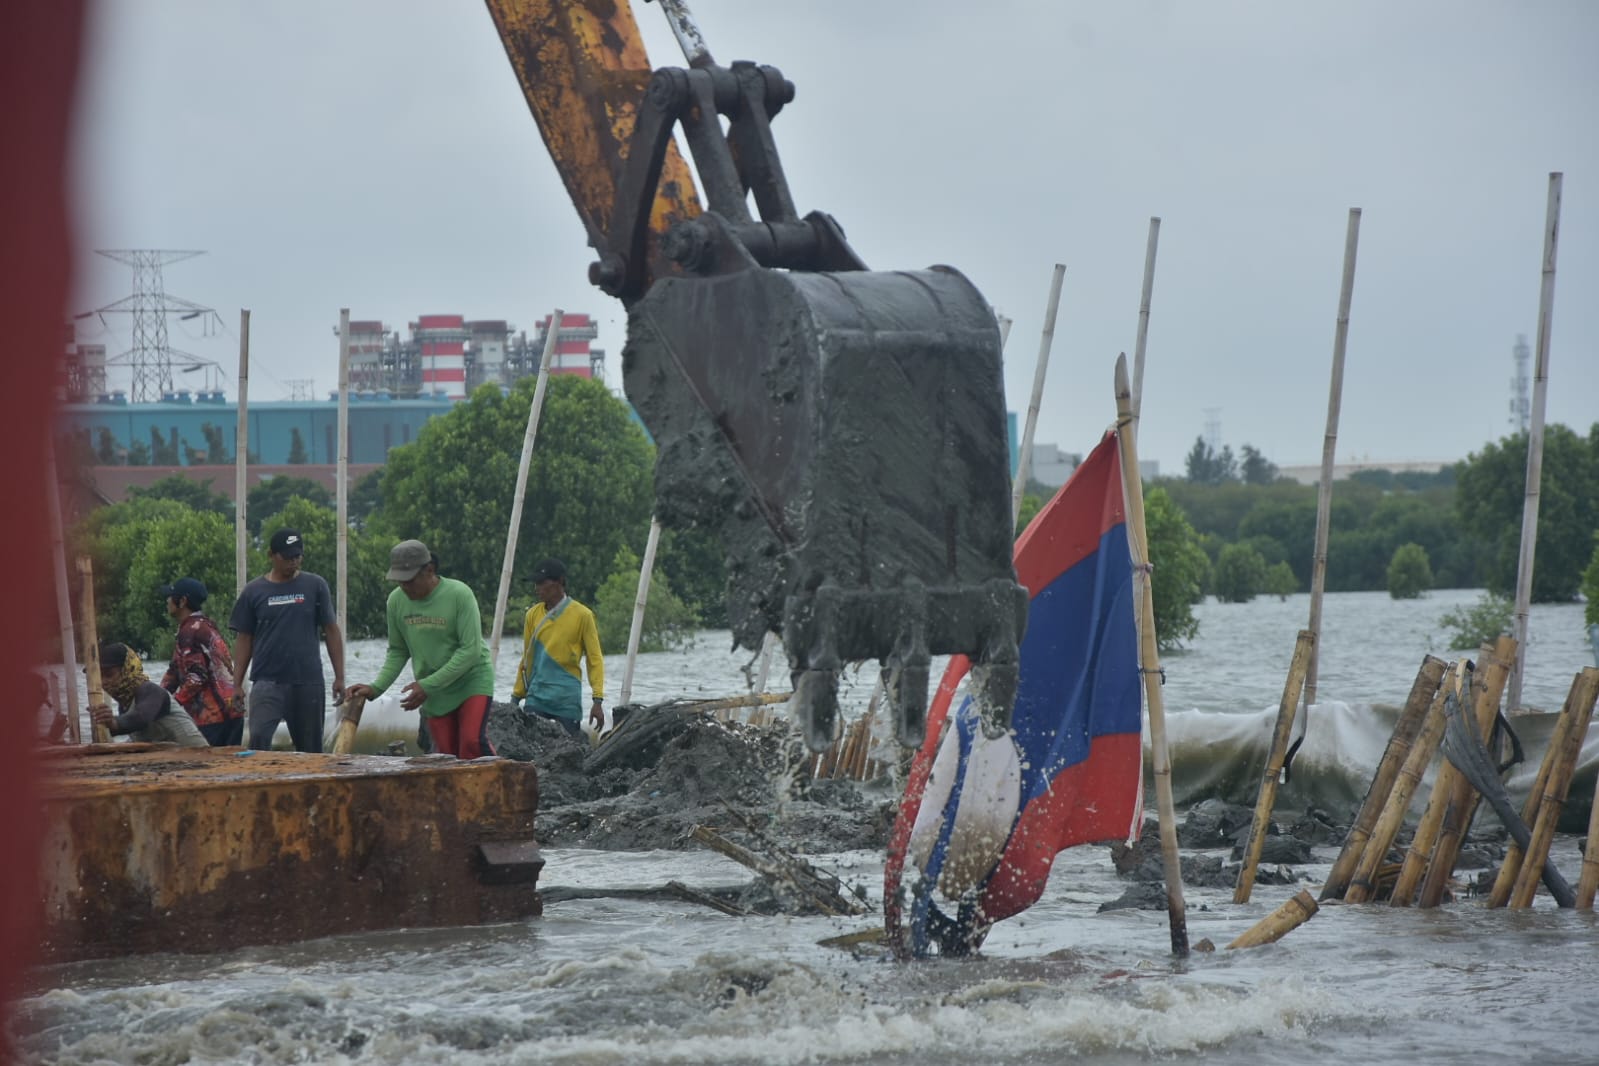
[14,590,1599,1065]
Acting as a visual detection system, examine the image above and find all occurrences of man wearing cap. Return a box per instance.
[159,576,242,746]
[228,527,345,752]
[346,540,497,759]
[511,558,605,737]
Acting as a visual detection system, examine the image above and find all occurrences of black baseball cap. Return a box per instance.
[531,558,566,583]
[269,528,305,558]
[159,576,208,606]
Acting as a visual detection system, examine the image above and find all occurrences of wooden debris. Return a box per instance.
[1234,630,1314,903]
[690,817,868,918]
[1227,889,1319,950]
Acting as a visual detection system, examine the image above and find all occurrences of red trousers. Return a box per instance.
[425,694,495,759]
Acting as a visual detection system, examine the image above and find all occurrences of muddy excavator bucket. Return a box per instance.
[626,215,1026,751]
[484,7,1024,748]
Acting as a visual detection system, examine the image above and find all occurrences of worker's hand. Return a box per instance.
[89,703,114,730]
[399,681,427,711]
[345,683,376,703]
[589,699,605,731]
[231,691,249,715]
[331,679,346,705]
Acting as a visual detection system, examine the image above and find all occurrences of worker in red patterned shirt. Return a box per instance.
[159,577,244,746]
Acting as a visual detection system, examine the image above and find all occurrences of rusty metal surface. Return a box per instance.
[37,746,541,962]
[483,0,701,289]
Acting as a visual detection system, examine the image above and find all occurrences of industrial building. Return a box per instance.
[55,310,604,466]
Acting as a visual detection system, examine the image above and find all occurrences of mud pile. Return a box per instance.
[484,701,895,853]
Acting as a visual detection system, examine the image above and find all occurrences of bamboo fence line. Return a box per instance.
[1321,655,1448,900]
[1390,638,1514,907]
[1413,637,1518,907]
[1234,630,1315,903]
[1487,681,1575,907]
[1505,668,1599,908]
[1341,662,1457,904]
[809,703,884,782]
[1328,649,1596,912]
[1227,889,1319,950]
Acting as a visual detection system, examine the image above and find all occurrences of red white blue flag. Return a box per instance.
[885,430,1145,955]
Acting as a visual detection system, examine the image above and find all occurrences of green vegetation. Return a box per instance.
[1213,542,1268,603]
[593,546,698,654]
[67,404,1598,666]
[1386,543,1433,600]
[1438,591,1514,651]
[1143,487,1207,651]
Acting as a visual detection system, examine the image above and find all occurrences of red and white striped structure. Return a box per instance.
[535,312,600,377]
[413,313,469,399]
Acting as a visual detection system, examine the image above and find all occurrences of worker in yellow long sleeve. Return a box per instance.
[511,558,605,736]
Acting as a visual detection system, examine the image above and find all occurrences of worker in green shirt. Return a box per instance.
[347,540,496,759]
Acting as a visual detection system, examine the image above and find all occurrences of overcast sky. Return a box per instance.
[71,1,1597,474]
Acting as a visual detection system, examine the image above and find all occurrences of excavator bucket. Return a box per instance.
[627,235,1026,749]
[485,2,1026,748]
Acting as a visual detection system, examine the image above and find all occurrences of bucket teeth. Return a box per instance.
[793,669,839,752]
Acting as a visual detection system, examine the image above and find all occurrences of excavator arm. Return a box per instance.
[485,0,1027,750]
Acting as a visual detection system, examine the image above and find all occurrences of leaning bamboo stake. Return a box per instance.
[1115,353,1188,956]
[1507,172,1563,714]
[1416,639,1520,906]
[618,516,662,708]
[1011,263,1066,526]
[1344,663,1457,904]
[1321,655,1447,899]
[1227,889,1319,950]
[489,309,563,670]
[1488,688,1573,907]
[1130,216,1161,423]
[335,308,351,637]
[77,556,110,744]
[1508,668,1599,908]
[45,438,83,743]
[329,691,367,755]
[1235,630,1315,903]
[1578,754,1599,909]
[1391,639,1514,906]
[235,308,250,598]
[1305,207,1362,710]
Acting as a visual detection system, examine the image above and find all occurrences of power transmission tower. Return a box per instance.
[285,379,316,401]
[1508,334,1531,434]
[90,249,219,402]
[1203,407,1222,453]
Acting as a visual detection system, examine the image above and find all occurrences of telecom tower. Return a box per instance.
[1508,334,1531,434]
[88,250,219,403]
[1203,407,1222,453]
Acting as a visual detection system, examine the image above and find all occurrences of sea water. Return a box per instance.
[13,589,1599,1065]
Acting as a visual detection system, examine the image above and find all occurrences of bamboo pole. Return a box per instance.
[753,631,779,695]
[1130,216,1161,423]
[1234,630,1316,903]
[1344,663,1457,904]
[45,439,83,743]
[1114,353,1187,956]
[1011,263,1066,526]
[1578,753,1599,909]
[489,309,563,670]
[1227,889,1319,950]
[1304,207,1362,710]
[618,516,662,708]
[1321,655,1447,899]
[235,308,250,597]
[1488,686,1572,907]
[77,556,110,744]
[329,691,367,755]
[335,308,350,637]
[1416,639,1519,907]
[1507,173,1563,715]
[1508,668,1599,908]
[1390,639,1513,906]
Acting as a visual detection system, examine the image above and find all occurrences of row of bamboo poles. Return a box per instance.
[1315,638,1599,910]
